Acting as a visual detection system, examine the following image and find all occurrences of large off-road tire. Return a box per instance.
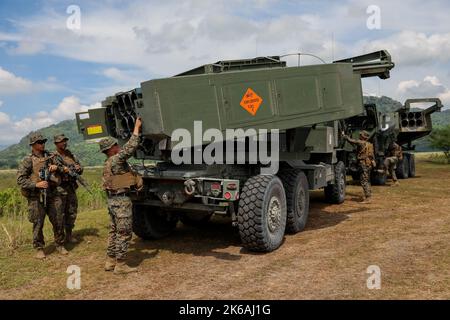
[324,161,346,204]
[396,157,410,179]
[237,175,287,252]
[278,169,310,234]
[180,212,212,227]
[132,205,178,240]
[408,154,416,178]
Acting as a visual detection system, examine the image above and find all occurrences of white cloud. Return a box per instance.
[360,31,450,66]
[0,67,32,95]
[397,76,450,107]
[0,96,100,145]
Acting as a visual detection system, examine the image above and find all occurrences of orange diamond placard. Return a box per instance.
[240,88,263,116]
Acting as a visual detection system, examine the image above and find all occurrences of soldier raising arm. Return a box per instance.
[99,118,143,275]
[342,130,375,203]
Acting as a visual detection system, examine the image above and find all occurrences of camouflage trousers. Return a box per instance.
[384,157,398,182]
[106,195,133,260]
[27,196,65,249]
[61,184,78,232]
[359,164,372,198]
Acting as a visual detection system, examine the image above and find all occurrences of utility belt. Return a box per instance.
[103,172,143,194]
[107,189,130,197]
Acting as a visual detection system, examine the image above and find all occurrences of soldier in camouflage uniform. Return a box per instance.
[17,132,68,259]
[343,130,376,203]
[54,134,83,243]
[100,118,143,275]
[384,142,403,186]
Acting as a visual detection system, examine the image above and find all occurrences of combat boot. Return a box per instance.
[65,229,78,244]
[56,245,69,255]
[361,197,372,204]
[35,249,46,260]
[114,260,138,275]
[105,256,116,271]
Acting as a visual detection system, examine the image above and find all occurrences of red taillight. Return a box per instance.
[224,192,232,200]
[211,183,221,191]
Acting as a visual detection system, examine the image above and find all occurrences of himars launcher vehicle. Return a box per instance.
[77,50,395,252]
[343,98,442,184]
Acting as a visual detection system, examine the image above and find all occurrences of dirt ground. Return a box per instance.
[0,160,449,300]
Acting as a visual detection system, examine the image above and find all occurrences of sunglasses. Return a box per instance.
[35,140,46,145]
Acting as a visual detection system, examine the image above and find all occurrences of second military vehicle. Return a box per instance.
[342,98,442,184]
[76,50,395,252]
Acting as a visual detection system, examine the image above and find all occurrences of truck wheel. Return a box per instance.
[180,212,212,227]
[237,175,287,252]
[408,154,416,177]
[132,205,178,240]
[324,161,346,204]
[278,169,310,234]
[396,157,410,179]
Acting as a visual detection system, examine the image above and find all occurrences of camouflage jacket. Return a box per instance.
[54,149,84,186]
[387,143,403,161]
[102,134,140,193]
[345,136,376,168]
[17,150,64,197]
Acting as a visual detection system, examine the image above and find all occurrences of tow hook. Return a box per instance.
[184,179,196,196]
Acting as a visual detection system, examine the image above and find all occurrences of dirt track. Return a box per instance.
[1,160,449,299]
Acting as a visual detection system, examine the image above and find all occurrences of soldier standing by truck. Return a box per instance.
[17,132,68,259]
[53,134,83,244]
[384,142,403,186]
[99,118,143,275]
[343,131,376,203]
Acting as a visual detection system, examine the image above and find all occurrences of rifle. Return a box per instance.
[54,154,93,195]
[38,156,51,208]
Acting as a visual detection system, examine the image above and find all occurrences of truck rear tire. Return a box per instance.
[324,161,346,204]
[396,157,410,179]
[132,205,178,240]
[408,154,416,177]
[278,169,310,234]
[237,175,287,252]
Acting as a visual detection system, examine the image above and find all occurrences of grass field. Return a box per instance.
[0,155,449,299]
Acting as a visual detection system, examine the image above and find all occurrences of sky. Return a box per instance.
[0,0,449,145]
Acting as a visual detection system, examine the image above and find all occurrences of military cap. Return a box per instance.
[359,130,370,139]
[29,132,47,145]
[99,137,118,152]
[54,134,69,143]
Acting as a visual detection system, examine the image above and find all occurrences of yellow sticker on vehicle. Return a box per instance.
[87,125,103,135]
[240,88,263,116]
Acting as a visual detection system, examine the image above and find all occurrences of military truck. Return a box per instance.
[342,98,442,184]
[76,50,395,252]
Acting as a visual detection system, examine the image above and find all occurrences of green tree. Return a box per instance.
[429,125,450,163]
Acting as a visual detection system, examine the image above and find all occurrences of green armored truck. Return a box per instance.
[76,50,395,252]
[343,98,442,184]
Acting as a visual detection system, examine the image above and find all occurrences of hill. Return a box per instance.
[0,96,448,168]
[0,119,104,169]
